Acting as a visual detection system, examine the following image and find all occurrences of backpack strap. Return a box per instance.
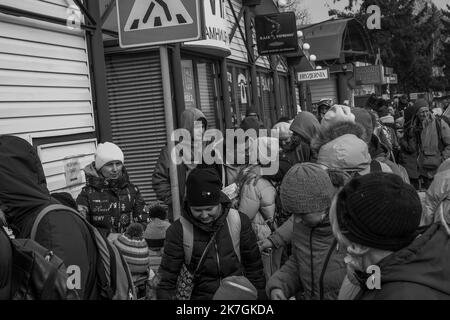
[226,209,241,263]
[30,204,80,240]
[370,160,383,173]
[180,216,194,266]
[436,118,445,153]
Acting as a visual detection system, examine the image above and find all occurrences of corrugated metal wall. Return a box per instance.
[309,75,339,104]
[0,0,95,138]
[105,52,166,203]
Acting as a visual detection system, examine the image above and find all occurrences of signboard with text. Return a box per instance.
[297,68,330,82]
[354,65,384,85]
[255,12,299,55]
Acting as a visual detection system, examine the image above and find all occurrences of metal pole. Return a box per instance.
[160,45,181,221]
[221,59,232,129]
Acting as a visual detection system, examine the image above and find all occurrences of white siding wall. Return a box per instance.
[0,0,95,138]
[226,0,247,63]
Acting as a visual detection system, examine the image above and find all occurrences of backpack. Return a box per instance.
[179,208,241,266]
[10,236,77,300]
[30,204,136,300]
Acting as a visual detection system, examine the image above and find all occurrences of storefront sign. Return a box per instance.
[255,12,299,55]
[354,65,383,85]
[184,0,230,56]
[64,157,82,187]
[389,74,398,84]
[181,60,196,108]
[297,69,330,82]
[116,0,202,48]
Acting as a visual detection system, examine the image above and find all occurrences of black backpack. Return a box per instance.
[10,235,78,300]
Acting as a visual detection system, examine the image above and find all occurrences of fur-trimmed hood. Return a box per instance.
[311,121,367,154]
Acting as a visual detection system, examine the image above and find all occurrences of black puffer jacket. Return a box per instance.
[0,135,97,299]
[76,163,148,237]
[157,198,266,300]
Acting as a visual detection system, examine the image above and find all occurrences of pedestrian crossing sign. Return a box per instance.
[116,0,202,48]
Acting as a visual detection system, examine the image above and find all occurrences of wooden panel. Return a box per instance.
[0,53,89,75]
[226,0,247,63]
[0,114,94,135]
[0,101,92,117]
[0,21,86,48]
[0,70,89,87]
[0,37,87,61]
[0,86,91,101]
[1,0,73,20]
[39,139,97,163]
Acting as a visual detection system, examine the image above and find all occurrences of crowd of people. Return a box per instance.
[1,93,450,300]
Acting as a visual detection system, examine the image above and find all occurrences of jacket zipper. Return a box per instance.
[309,227,315,299]
[214,240,222,282]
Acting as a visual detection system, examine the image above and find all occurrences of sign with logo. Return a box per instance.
[255,12,299,55]
[354,65,384,85]
[184,0,230,55]
[64,157,82,187]
[116,0,202,48]
[297,68,330,82]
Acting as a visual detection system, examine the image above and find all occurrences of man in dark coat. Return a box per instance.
[157,168,266,300]
[0,135,98,299]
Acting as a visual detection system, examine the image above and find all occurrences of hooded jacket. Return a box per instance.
[266,217,347,300]
[152,108,208,220]
[156,197,266,300]
[76,162,148,237]
[0,135,97,299]
[355,223,450,300]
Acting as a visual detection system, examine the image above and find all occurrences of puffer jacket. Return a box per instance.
[236,165,276,241]
[422,159,450,226]
[355,223,450,300]
[152,108,208,220]
[156,198,266,300]
[266,216,346,300]
[76,163,148,237]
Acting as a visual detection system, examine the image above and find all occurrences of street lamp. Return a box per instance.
[297,31,303,38]
[303,43,310,50]
[309,54,317,62]
[316,66,323,70]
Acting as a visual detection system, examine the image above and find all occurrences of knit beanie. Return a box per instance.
[240,117,261,133]
[95,142,124,170]
[336,172,422,251]
[144,218,171,249]
[317,134,371,172]
[352,107,374,143]
[213,276,257,300]
[413,98,429,111]
[321,105,356,130]
[114,223,150,275]
[186,168,224,206]
[280,163,335,215]
[272,122,292,139]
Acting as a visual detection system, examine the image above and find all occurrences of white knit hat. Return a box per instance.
[321,104,356,130]
[95,142,124,170]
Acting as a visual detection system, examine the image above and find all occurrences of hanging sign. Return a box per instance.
[297,68,330,82]
[64,157,82,187]
[255,12,299,55]
[354,65,384,85]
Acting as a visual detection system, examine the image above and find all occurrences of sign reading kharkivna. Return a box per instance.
[255,12,299,55]
[297,69,330,82]
[116,0,202,48]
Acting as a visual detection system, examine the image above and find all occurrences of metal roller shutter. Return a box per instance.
[105,52,166,203]
[197,62,217,129]
[309,75,338,105]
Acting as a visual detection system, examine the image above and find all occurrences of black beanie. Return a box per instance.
[186,168,223,207]
[336,172,421,251]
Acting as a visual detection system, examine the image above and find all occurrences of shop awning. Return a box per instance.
[299,18,372,62]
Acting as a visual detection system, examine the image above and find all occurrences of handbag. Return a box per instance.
[175,229,220,300]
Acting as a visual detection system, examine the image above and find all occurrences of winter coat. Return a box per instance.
[152,108,208,220]
[422,159,450,226]
[156,198,266,300]
[0,135,97,299]
[355,223,450,300]
[287,111,321,164]
[236,165,276,241]
[266,216,347,300]
[76,163,148,237]
[0,227,12,299]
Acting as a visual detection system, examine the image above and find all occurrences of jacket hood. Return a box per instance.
[376,223,450,295]
[311,121,366,154]
[317,134,371,172]
[180,107,208,136]
[289,112,320,143]
[0,135,56,230]
[352,108,374,144]
[182,195,232,234]
[83,162,130,190]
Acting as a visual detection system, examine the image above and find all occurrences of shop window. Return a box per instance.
[181,60,197,109]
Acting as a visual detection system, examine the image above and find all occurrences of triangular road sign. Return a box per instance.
[124,0,194,31]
